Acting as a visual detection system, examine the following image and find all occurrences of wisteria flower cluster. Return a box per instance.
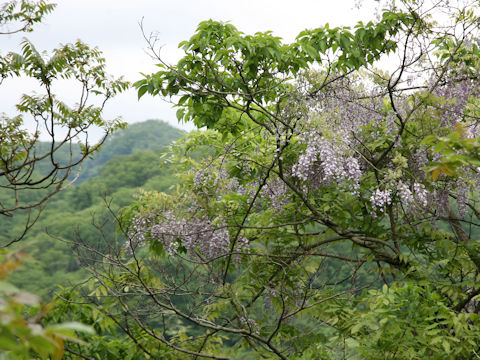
[434,79,478,130]
[150,211,231,258]
[126,214,155,250]
[291,138,362,192]
[193,166,228,193]
[370,182,429,215]
[128,209,250,260]
[370,188,392,213]
[261,177,289,212]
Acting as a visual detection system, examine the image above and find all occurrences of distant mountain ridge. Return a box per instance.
[33,120,184,183]
[77,119,185,182]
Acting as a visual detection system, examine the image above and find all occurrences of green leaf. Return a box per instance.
[345,338,360,348]
[46,322,94,335]
[442,340,451,353]
[0,281,19,292]
[137,85,148,99]
[176,108,185,122]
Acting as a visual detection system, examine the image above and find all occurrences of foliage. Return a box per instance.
[6,0,480,359]
[43,287,156,359]
[336,282,480,359]
[74,0,480,358]
[0,0,55,35]
[0,249,93,359]
[136,10,416,132]
[4,120,184,298]
[0,3,131,358]
[0,0,128,246]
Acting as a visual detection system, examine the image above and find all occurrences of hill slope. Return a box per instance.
[5,120,185,297]
[78,119,185,182]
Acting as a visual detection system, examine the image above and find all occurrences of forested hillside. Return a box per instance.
[76,119,185,182]
[4,120,184,297]
[5,0,480,359]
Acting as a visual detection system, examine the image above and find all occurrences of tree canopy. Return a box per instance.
[0,0,128,246]
[118,0,480,358]
[0,1,128,358]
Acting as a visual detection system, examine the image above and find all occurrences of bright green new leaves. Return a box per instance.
[135,10,417,133]
[295,10,417,71]
[423,124,480,180]
[338,283,480,359]
[0,1,55,35]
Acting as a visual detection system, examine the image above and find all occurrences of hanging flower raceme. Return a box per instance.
[127,209,250,260]
[370,188,392,214]
[292,137,362,192]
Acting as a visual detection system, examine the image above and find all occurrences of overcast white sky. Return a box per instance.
[1,0,379,139]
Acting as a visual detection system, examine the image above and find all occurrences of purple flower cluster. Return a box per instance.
[413,183,428,207]
[457,184,467,218]
[193,166,229,193]
[411,148,429,180]
[126,214,154,250]
[292,138,362,191]
[239,315,259,334]
[292,143,317,181]
[432,178,473,219]
[263,286,278,312]
[434,80,477,128]
[149,212,231,258]
[397,182,414,206]
[225,177,248,197]
[396,182,428,210]
[370,188,392,213]
[193,168,209,189]
[128,208,251,260]
[262,177,289,211]
[455,179,472,219]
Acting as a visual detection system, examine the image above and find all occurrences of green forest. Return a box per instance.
[2,120,184,297]
[3,0,480,359]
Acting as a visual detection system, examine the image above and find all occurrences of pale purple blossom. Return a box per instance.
[413,183,428,207]
[126,214,154,250]
[292,138,362,191]
[397,182,414,207]
[262,178,289,211]
[457,185,467,219]
[131,211,238,259]
[292,144,317,181]
[193,168,208,189]
[370,188,392,213]
[239,316,259,334]
[455,179,471,219]
[225,177,247,196]
[434,187,450,215]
